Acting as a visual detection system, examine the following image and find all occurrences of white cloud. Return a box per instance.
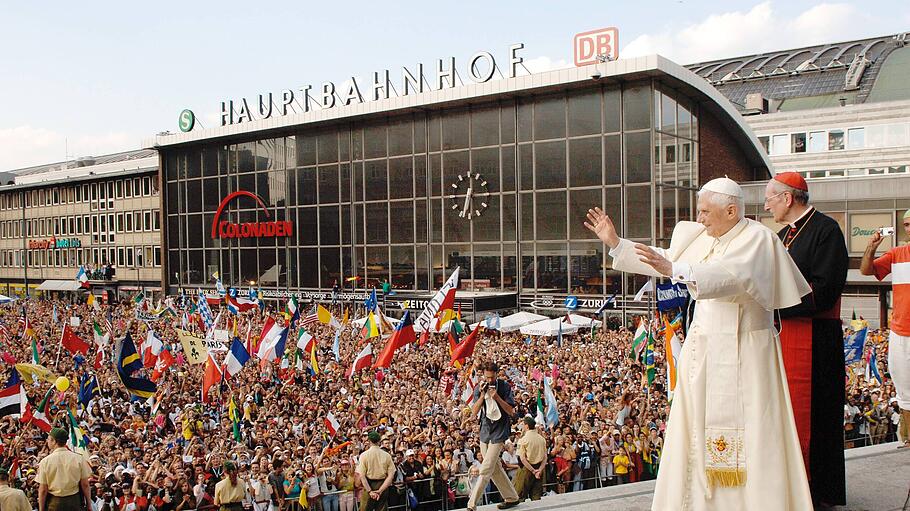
[621,2,869,64]
[0,126,138,172]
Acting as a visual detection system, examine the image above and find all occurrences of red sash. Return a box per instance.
[779,317,813,476]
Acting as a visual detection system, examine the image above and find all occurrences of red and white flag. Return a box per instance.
[345,344,373,378]
[324,412,341,436]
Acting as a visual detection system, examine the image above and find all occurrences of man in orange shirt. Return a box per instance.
[860,212,910,449]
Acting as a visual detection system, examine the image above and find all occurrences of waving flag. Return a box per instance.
[202,353,222,403]
[364,288,378,312]
[196,291,215,330]
[21,387,53,432]
[316,304,334,325]
[844,327,867,365]
[644,332,656,386]
[224,338,251,376]
[412,266,459,333]
[332,329,341,362]
[450,325,481,367]
[256,317,288,362]
[0,383,23,418]
[866,349,883,386]
[213,272,226,296]
[346,344,373,378]
[75,266,90,288]
[77,374,100,408]
[543,376,559,429]
[361,312,380,340]
[664,319,682,398]
[630,318,648,361]
[374,311,417,369]
[228,395,241,441]
[324,412,341,436]
[66,408,88,456]
[61,324,90,355]
[115,333,157,398]
[297,330,319,374]
[285,296,300,326]
[143,330,164,367]
[151,347,175,382]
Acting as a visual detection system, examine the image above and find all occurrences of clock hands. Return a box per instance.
[460,187,473,218]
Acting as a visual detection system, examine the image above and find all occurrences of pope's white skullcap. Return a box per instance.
[700,177,743,198]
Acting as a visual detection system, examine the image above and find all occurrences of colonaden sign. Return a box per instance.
[211,191,293,239]
[220,44,527,126]
[29,237,82,249]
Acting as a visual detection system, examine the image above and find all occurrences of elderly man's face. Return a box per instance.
[696,193,738,238]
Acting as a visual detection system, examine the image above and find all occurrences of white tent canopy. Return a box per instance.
[37,280,83,291]
[565,314,602,329]
[0,294,16,304]
[519,318,580,337]
[497,311,549,332]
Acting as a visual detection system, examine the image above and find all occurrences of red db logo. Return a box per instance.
[574,27,619,67]
[210,191,293,239]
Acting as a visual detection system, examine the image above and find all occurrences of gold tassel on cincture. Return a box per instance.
[706,468,747,488]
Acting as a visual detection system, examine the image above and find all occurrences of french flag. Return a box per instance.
[75,267,90,288]
[224,337,251,376]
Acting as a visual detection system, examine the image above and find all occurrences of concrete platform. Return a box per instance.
[472,442,910,511]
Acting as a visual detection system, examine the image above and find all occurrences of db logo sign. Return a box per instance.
[574,27,619,67]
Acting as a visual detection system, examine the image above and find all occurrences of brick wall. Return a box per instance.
[698,108,769,184]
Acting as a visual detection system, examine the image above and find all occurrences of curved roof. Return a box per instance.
[685,33,910,108]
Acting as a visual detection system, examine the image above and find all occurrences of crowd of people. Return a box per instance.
[0,296,900,511]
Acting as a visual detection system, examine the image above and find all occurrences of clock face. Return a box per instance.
[448,171,490,220]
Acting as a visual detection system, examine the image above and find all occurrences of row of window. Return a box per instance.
[798,165,909,180]
[758,122,910,156]
[0,210,161,240]
[1,245,161,269]
[0,176,158,211]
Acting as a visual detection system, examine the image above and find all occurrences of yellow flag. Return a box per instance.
[317,304,333,325]
[176,329,209,365]
[342,307,349,325]
[298,490,308,508]
[14,363,57,384]
[310,346,320,375]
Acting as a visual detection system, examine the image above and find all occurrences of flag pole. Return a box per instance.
[54,323,65,369]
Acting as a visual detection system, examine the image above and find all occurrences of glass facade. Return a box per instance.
[162,79,699,304]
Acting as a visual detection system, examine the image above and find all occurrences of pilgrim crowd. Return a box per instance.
[0,298,901,511]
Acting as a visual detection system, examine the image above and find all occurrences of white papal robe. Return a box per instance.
[611,218,813,511]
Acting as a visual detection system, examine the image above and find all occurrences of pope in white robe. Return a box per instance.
[585,177,814,510]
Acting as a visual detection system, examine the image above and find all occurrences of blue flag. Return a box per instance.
[78,373,99,407]
[844,328,867,365]
[116,333,156,398]
[594,295,616,315]
[364,288,377,312]
[5,369,20,388]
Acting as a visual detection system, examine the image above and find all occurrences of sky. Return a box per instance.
[1,0,908,171]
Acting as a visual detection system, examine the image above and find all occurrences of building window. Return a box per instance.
[154,211,161,231]
[133,178,140,197]
[847,127,865,150]
[134,212,141,232]
[153,247,161,267]
[143,177,151,196]
[125,212,133,232]
[828,129,845,151]
[757,136,769,154]
[770,134,789,155]
[126,246,134,267]
[791,133,806,153]
[125,179,132,198]
[115,180,123,199]
[808,131,826,152]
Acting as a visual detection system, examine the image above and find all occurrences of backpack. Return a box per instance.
[577,442,592,470]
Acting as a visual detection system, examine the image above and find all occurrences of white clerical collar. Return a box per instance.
[788,207,814,229]
[714,217,749,244]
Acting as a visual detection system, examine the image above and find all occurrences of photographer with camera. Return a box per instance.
[465,361,520,511]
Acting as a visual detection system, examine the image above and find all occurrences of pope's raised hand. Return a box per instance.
[584,207,620,249]
[634,244,672,277]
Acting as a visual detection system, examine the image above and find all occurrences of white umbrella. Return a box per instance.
[565,313,602,329]
[499,311,549,332]
[519,318,580,337]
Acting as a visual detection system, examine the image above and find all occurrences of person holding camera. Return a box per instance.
[861,212,910,451]
[466,361,520,511]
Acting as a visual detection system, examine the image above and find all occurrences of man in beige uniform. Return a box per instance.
[37,427,92,511]
[0,468,31,511]
[214,462,248,511]
[355,431,396,511]
[513,416,547,502]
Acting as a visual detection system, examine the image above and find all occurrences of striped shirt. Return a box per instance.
[873,244,910,335]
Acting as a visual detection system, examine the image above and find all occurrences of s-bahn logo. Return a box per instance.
[211,191,293,239]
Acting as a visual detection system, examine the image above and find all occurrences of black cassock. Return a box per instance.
[777,208,849,505]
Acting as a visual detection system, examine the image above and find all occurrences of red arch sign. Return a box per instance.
[210,190,293,239]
